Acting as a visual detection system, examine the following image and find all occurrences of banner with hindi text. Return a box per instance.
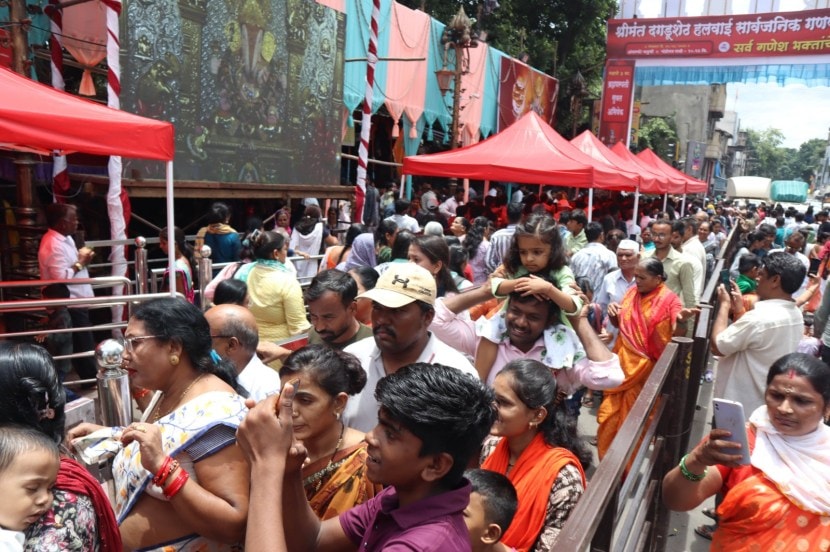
[607,8,830,60]
[598,59,635,147]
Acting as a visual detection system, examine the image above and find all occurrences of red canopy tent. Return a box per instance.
[636,148,707,194]
[570,131,667,194]
[0,66,179,293]
[402,111,639,190]
[0,66,173,159]
[610,142,687,193]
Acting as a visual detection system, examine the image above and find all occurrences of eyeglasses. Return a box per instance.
[210,335,234,339]
[122,335,160,353]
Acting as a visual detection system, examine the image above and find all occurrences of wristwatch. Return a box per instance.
[73,262,84,273]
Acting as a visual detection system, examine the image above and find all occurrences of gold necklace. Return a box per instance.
[154,374,204,422]
[307,423,345,493]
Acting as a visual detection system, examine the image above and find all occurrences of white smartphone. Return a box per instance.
[712,398,751,465]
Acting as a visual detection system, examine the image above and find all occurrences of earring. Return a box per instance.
[529,421,537,429]
[335,411,341,421]
[170,354,180,366]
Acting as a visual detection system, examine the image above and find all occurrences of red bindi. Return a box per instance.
[786,368,796,379]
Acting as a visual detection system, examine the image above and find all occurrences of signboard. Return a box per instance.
[498,57,558,131]
[598,59,635,146]
[607,8,830,60]
[686,140,705,179]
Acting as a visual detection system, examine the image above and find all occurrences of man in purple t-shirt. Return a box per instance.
[238,363,496,552]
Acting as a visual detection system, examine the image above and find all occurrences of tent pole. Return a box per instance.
[663,193,668,213]
[484,180,490,197]
[463,178,469,203]
[588,188,594,222]
[166,161,176,297]
[680,194,687,216]
[632,188,640,232]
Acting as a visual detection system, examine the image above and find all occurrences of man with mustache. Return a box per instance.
[431,277,623,392]
[305,269,374,350]
[342,263,478,432]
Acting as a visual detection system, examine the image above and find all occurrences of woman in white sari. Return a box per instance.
[68,298,250,551]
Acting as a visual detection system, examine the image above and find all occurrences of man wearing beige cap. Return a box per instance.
[342,263,478,432]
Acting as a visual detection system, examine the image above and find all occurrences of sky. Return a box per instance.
[633,0,830,148]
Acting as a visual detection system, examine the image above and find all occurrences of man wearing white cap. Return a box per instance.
[342,263,478,432]
[595,239,640,349]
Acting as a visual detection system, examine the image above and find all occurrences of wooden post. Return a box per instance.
[8,0,41,280]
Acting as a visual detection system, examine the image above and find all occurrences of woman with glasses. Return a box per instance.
[68,297,250,551]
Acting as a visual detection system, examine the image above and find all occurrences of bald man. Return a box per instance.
[205,304,281,402]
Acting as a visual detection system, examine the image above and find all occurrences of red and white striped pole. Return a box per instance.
[46,0,69,203]
[355,0,380,224]
[102,0,129,330]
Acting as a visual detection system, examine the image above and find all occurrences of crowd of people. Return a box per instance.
[1,185,828,550]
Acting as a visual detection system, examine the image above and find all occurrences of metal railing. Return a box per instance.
[555,222,744,551]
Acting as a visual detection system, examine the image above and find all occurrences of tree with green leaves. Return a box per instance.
[397,0,618,137]
[743,129,826,182]
[636,116,679,162]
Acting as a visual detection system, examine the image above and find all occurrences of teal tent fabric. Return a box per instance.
[480,46,504,139]
[421,18,452,134]
[343,0,392,121]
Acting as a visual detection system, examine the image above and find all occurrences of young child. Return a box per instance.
[464,469,519,552]
[0,424,61,550]
[475,212,582,380]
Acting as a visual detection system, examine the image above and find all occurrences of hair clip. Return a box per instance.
[210,349,222,364]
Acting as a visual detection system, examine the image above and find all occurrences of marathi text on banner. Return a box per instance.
[598,59,635,147]
[607,7,830,59]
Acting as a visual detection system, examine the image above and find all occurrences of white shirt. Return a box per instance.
[237,354,281,402]
[714,299,803,414]
[594,269,636,348]
[0,529,24,551]
[385,213,420,234]
[682,236,708,296]
[38,228,94,299]
[438,197,461,218]
[342,333,478,432]
[791,251,810,299]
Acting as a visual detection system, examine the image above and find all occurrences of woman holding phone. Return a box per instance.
[662,353,830,550]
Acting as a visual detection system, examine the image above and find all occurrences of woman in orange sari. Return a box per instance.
[481,359,590,552]
[663,353,830,551]
[598,257,692,459]
[278,344,381,520]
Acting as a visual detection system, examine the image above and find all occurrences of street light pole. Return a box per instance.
[435,7,477,150]
[449,46,463,149]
